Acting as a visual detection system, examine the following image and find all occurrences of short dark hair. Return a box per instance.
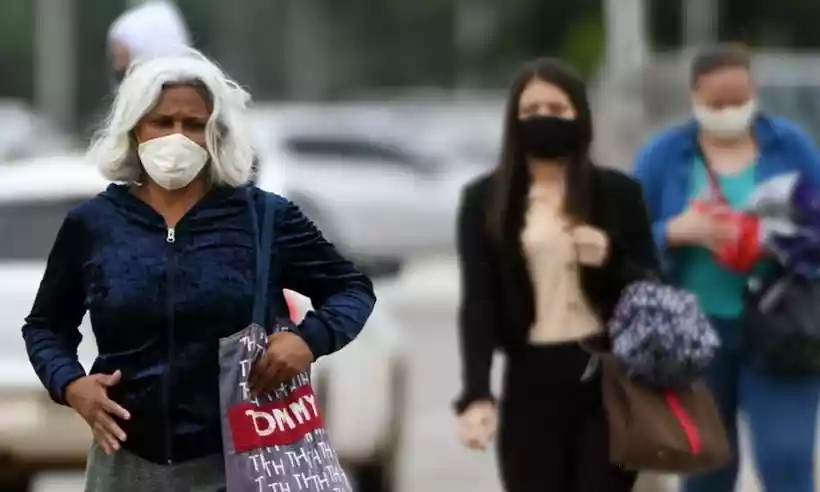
[690,44,752,88]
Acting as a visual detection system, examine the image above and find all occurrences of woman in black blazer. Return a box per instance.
[454,58,659,491]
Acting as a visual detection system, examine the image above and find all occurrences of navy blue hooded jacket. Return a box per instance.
[22,183,376,464]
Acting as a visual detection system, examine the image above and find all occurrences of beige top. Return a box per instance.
[521,184,602,344]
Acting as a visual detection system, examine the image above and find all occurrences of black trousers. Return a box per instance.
[497,343,636,492]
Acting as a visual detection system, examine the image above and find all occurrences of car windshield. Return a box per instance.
[284,136,418,163]
[261,127,447,174]
[0,197,85,261]
[758,84,820,143]
[448,140,499,168]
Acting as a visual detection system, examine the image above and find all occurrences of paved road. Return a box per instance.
[29,255,806,491]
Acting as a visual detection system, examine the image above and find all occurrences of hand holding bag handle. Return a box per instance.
[220,188,354,492]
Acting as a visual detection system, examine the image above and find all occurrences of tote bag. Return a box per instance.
[218,188,353,492]
[584,276,730,473]
[600,355,731,473]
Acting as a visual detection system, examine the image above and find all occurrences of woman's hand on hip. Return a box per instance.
[249,332,314,397]
[458,400,498,451]
[571,225,609,267]
[65,370,130,455]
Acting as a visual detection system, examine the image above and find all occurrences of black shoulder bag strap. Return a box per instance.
[245,187,276,328]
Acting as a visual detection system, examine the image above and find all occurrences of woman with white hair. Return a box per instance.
[21,49,376,490]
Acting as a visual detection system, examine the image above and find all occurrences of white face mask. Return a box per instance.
[693,99,758,141]
[138,133,209,190]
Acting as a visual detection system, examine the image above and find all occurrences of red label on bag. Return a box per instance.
[665,391,702,455]
[228,384,324,453]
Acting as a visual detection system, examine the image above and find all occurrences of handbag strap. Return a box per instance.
[704,164,728,204]
[246,187,276,326]
[696,145,728,204]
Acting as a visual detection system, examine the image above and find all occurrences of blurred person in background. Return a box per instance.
[21,49,375,491]
[635,44,820,492]
[454,57,659,491]
[107,0,191,86]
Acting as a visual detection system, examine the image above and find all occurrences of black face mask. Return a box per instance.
[518,115,583,159]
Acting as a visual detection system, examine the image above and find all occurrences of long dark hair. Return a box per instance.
[487,57,596,244]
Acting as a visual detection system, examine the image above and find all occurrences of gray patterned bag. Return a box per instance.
[608,280,720,387]
[217,189,353,492]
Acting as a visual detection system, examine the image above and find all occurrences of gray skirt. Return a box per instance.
[84,441,226,492]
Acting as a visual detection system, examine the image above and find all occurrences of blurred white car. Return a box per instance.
[362,93,506,171]
[0,155,408,491]
[0,100,80,163]
[250,103,483,269]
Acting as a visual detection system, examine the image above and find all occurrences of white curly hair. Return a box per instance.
[88,48,255,187]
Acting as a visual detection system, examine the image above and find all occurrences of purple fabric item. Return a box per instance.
[792,175,820,229]
[776,176,820,278]
[749,173,820,279]
[219,322,353,492]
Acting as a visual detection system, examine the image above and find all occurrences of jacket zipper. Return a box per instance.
[163,226,176,464]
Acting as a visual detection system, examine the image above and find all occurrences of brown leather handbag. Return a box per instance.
[600,355,732,473]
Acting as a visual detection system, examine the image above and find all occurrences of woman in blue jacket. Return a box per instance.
[635,44,820,492]
[22,49,375,491]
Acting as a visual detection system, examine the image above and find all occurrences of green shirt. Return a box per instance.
[678,158,757,318]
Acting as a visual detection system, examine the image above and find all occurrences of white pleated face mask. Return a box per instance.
[693,99,758,141]
[138,133,209,190]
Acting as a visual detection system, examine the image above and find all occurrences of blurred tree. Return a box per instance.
[0,0,34,99]
[649,0,820,50]
[204,0,293,98]
[649,0,682,49]
[10,0,820,133]
[485,0,604,81]
[75,0,126,133]
[723,0,820,47]
[175,0,217,55]
[320,0,457,95]
[563,10,605,76]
